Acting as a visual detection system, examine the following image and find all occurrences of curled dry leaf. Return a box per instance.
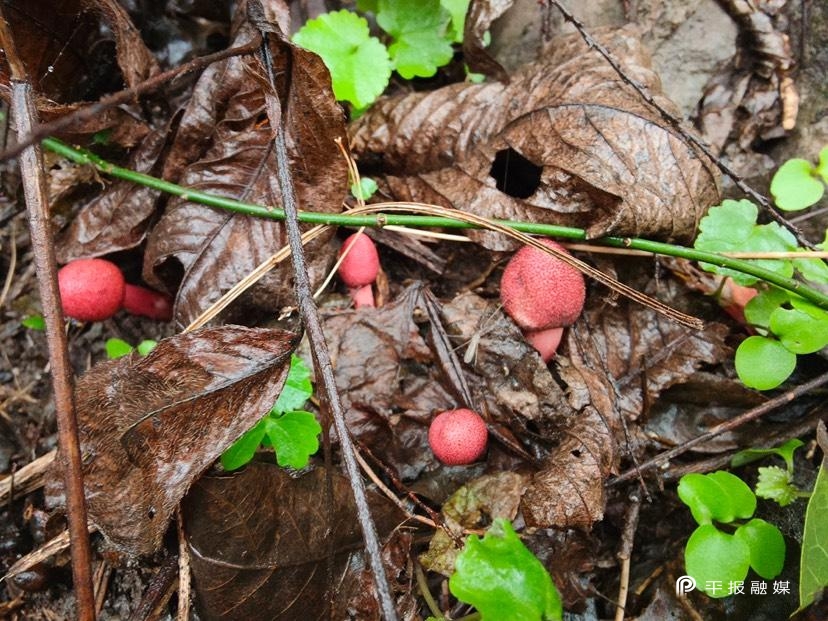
[351,26,720,249]
[52,325,299,556]
[463,0,513,83]
[56,129,167,262]
[182,463,407,621]
[143,3,348,324]
[0,0,156,144]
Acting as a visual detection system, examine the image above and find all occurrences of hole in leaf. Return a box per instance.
[489,148,542,199]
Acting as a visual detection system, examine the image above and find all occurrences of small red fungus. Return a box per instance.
[58,259,173,322]
[58,258,125,322]
[123,284,173,321]
[428,408,488,465]
[338,232,380,308]
[500,239,586,360]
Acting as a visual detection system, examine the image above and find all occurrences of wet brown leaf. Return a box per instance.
[56,129,167,262]
[351,26,720,248]
[182,463,408,621]
[55,325,299,556]
[463,0,513,83]
[0,0,156,143]
[143,3,347,324]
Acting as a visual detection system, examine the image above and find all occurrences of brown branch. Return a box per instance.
[545,0,816,250]
[258,33,399,620]
[0,35,262,163]
[0,9,96,620]
[609,370,828,485]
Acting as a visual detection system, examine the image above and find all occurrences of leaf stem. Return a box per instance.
[42,137,828,310]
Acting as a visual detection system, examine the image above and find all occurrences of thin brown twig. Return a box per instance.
[609,370,828,485]
[259,33,398,620]
[0,35,262,163]
[0,8,96,619]
[544,0,816,250]
[615,495,641,621]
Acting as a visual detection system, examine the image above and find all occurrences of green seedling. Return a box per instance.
[293,0,470,110]
[105,337,157,359]
[732,439,808,507]
[694,198,828,390]
[221,354,322,471]
[770,146,828,211]
[449,519,563,621]
[21,314,45,330]
[351,176,379,201]
[678,471,785,597]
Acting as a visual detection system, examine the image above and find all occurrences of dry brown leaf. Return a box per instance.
[143,3,347,325]
[52,326,299,556]
[351,26,720,249]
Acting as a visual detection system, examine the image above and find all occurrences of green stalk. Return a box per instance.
[42,137,828,310]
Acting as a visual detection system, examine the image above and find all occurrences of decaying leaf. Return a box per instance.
[142,2,348,325]
[182,463,408,621]
[0,0,156,144]
[53,326,299,556]
[351,26,720,249]
[56,129,167,262]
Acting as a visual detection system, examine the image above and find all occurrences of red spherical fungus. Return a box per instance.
[500,239,586,360]
[428,408,488,466]
[58,258,125,322]
[338,232,380,308]
[123,284,173,322]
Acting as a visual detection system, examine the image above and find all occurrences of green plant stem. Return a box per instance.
[43,137,828,310]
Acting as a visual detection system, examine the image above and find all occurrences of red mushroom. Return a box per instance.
[337,232,380,308]
[58,258,125,322]
[500,239,586,361]
[58,258,173,322]
[428,408,488,465]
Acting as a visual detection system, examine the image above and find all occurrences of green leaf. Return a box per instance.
[743,287,790,330]
[136,339,158,356]
[356,0,378,11]
[273,354,313,414]
[817,146,828,183]
[220,418,268,471]
[769,307,828,354]
[21,314,45,330]
[735,518,786,579]
[793,251,828,285]
[351,177,378,201]
[263,411,322,469]
[800,426,828,610]
[734,335,797,390]
[449,519,563,621]
[105,337,134,359]
[677,471,756,525]
[771,158,824,211]
[685,524,751,598]
[694,200,797,285]
[440,0,470,42]
[377,0,454,79]
[293,10,392,109]
[731,438,804,470]
[755,466,799,507]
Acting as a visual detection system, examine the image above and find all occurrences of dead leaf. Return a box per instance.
[351,26,720,248]
[463,0,513,83]
[56,129,167,262]
[0,0,156,144]
[53,325,299,556]
[144,3,348,324]
[182,463,408,621]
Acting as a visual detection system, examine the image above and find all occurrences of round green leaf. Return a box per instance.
[769,307,828,354]
[735,336,797,390]
[685,524,751,597]
[292,10,392,109]
[816,146,828,184]
[770,158,824,211]
[449,519,563,621]
[136,339,158,356]
[735,518,786,579]
[743,287,790,330]
[105,337,134,359]
[677,472,755,525]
